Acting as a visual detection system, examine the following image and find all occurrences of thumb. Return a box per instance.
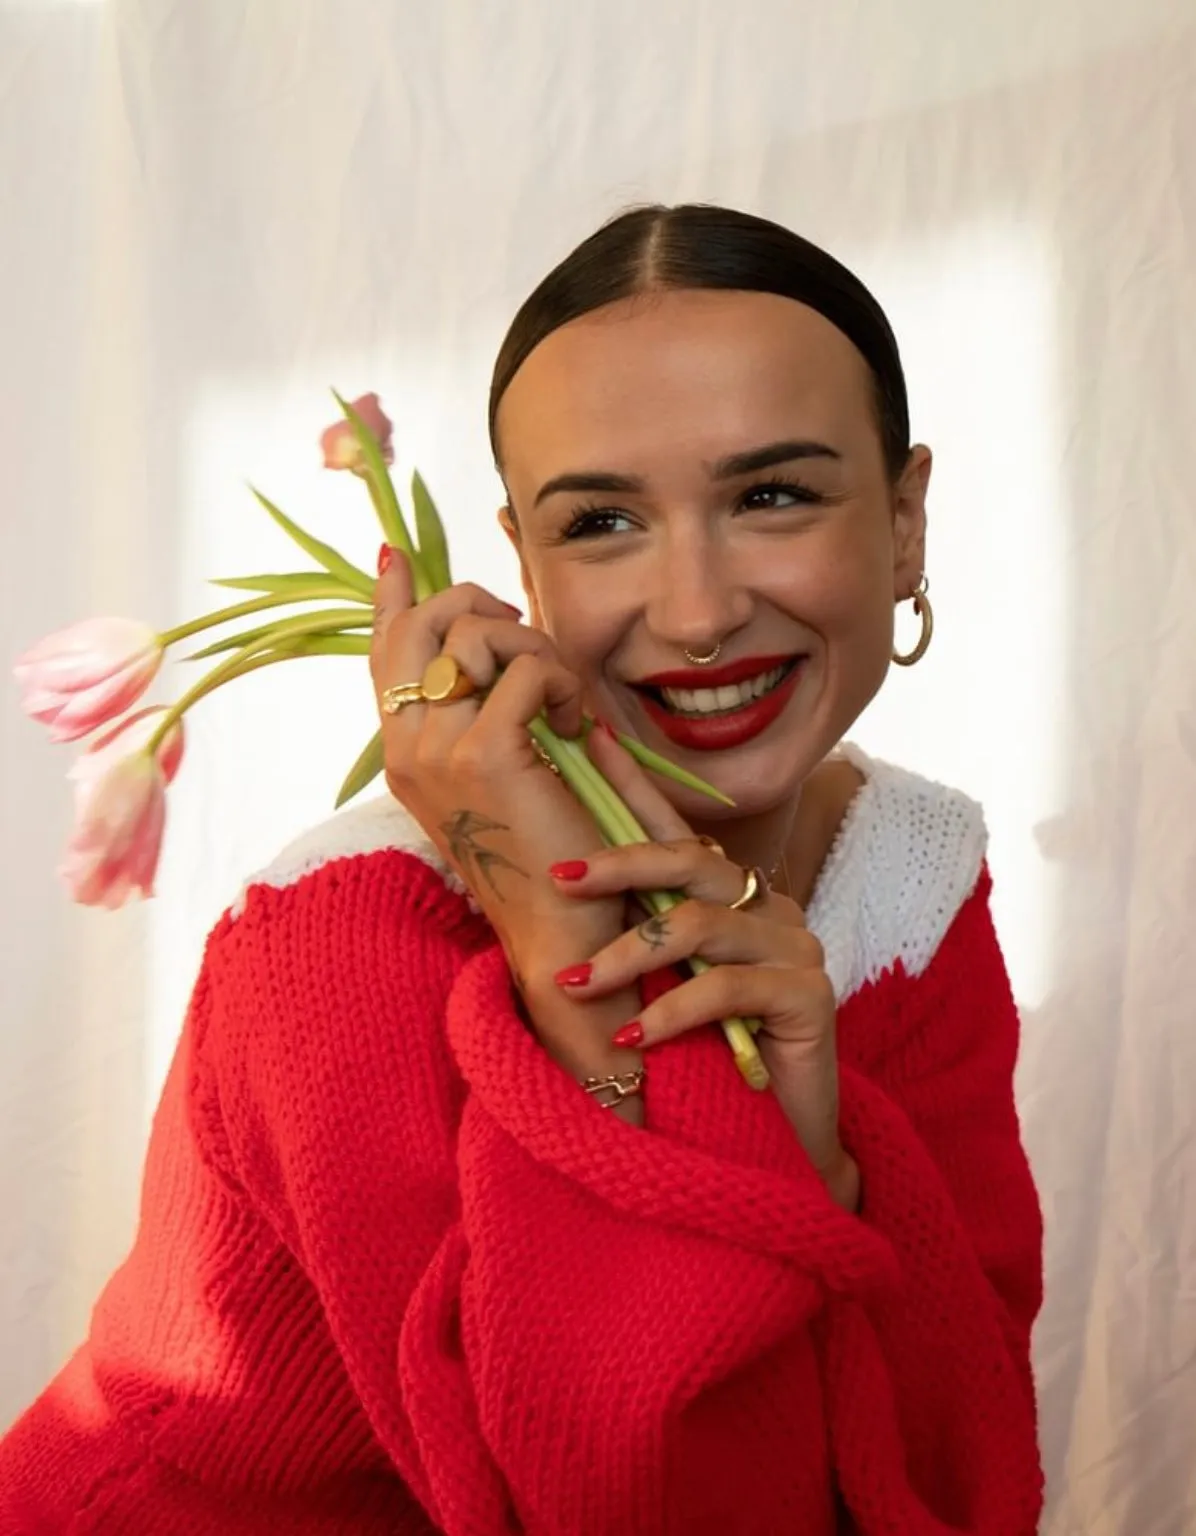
[370,544,413,688]
[376,543,414,611]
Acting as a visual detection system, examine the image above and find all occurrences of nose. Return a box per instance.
[642,526,753,656]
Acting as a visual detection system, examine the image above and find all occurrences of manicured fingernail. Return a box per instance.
[549,860,588,881]
[502,600,523,616]
[612,1020,644,1049]
[377,543,394,575]
[553,962,592,988]
[596,718,618,741]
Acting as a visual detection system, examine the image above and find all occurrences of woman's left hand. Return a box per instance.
[550,734,860,1213]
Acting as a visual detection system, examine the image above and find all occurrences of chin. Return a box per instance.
[656,729,831,825]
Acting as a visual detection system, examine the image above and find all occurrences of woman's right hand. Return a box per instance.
[369,547,633,1068]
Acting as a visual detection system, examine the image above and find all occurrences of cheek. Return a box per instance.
[528,562,632,677]
[761,516,894,639]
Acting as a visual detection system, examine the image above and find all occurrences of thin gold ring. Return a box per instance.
[727,865,768,911]
[381,681,426,715]
[381,655,477,715]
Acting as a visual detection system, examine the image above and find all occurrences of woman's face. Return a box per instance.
[497,288,929,817]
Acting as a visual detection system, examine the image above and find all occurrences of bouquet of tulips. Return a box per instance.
[13,394,768,1089]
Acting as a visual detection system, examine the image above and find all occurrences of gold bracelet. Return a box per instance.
[581,1069,645,1109]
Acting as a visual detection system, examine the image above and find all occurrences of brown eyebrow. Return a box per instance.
[532,439,841,508]
[709,438,842,479]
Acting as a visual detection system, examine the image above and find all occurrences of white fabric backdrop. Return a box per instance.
[2,2,1194,1530]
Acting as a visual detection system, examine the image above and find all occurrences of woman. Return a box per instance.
[0,204,1044,1533]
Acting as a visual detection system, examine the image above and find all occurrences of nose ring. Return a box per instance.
[683,643,722,666]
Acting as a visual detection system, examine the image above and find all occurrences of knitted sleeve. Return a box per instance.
[200,849,1042,1536]
[820,868,1045,1532]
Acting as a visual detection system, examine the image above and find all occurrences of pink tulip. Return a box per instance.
[14,617,163,743]
[60,708,185,909]
[320,392,394,472]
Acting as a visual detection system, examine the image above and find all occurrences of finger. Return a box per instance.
[371,545,414,666]
[620,963,835,1049]
[418,629,584,761]
[553,899,819,999]
[472,650,585,741]
[437,613,562,693]
[585,725,693,844]
[370,578,520,708]
[549,838,753,907]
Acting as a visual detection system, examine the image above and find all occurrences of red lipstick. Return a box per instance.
[637,653,796,689]
[636,657,806,753]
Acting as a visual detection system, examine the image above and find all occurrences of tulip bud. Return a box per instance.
[14,617,163,743]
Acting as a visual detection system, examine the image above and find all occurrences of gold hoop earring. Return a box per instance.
[892,576,933,667]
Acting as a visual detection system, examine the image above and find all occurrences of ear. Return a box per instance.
[497,505,544,625]
[891,445,931,598]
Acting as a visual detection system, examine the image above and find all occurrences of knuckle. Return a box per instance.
[411,732,445,775]
[444,612,482,648]
[447,733,492,779]
[505,651,543,684]
[383,768,409,801]
[707,968,739,1013]
[686,899,720,939]
[799,931,827,969]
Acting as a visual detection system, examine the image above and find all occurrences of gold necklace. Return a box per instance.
[768,849,793,899]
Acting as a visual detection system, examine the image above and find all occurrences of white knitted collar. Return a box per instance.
[238,744,986,1004]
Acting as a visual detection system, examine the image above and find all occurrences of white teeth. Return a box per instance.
[659,664,790,716]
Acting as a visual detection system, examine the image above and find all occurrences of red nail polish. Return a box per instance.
[377,543,394,576]
[502,600,523,616]
[549,860,589,881]
[594,718,618,741]
[553,962,593,988]
[612,1020,644,1049]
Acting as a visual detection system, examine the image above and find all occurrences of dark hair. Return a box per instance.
[489,203,910,480]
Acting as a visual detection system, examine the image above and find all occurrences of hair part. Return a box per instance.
[488,203,911,482]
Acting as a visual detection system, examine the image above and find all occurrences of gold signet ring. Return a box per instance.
[420,654,477,704]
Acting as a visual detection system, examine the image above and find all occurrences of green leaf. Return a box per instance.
[574,718,734,806]
[411,469,452,592]
[187,623,280,659]
[185,607,373,660]
[615,733,736,806]
[248,487,376,597]
[212,571,367,601]
[335,729,385,808]
[286,633,372,657]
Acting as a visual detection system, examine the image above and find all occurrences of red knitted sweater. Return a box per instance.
[0,753,1044,1534]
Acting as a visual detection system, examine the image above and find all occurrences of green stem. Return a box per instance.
[159,588,369,649]
[146,613,372,756]
[333,390,435,601]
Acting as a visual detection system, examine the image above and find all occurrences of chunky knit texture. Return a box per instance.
[0,753,1045,1534]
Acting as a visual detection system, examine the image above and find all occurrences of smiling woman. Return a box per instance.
[0,205,1044,1534]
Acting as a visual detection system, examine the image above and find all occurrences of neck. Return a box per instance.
[688,754,866,908]
[689,796,802,900]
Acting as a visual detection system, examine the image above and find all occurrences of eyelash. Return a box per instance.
[559,478,824,541]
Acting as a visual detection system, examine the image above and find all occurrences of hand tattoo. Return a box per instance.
[439,810,528,900]
[637,913,670,950]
